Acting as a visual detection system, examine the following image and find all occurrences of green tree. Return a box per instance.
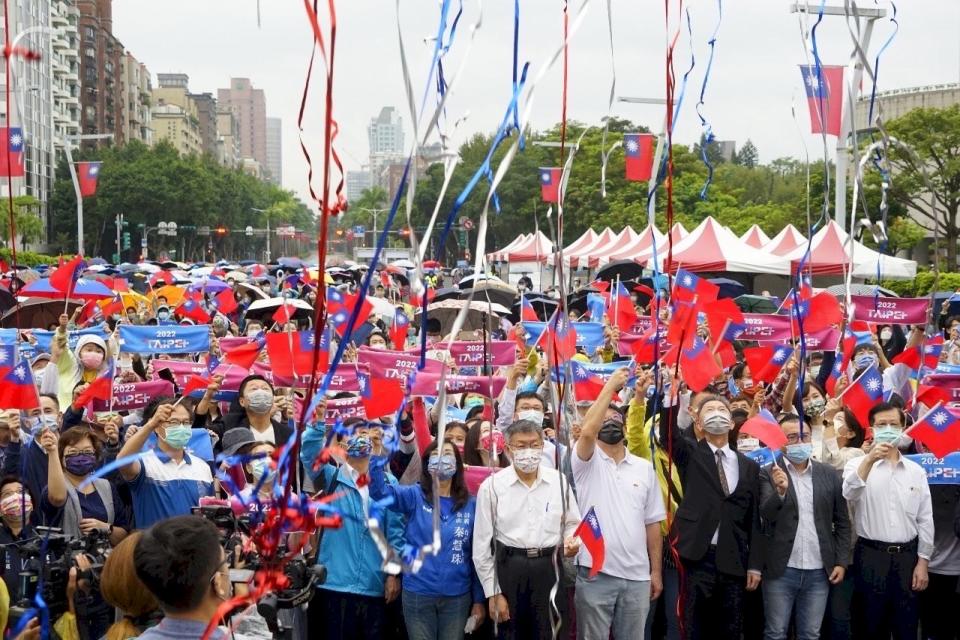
[0,195,44,247]
[735,139,759,168]
[884,105,960,269]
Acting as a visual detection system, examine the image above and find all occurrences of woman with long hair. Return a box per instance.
[369,440,486,640]
[100,531,161,640]
[462,418,509,468]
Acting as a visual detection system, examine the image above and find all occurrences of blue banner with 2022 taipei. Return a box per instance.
[118,325,210,354]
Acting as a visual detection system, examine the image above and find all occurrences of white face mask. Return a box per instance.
[880,328,892,341]
[701,411,733,435]
[512,448,541,473]
[517,409,544,426]
[737,437,760,453]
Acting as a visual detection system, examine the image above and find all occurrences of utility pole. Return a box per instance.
[789,3,886,232]
[115,213,124,262]
[59,133,114,255]
[251,208,272,262]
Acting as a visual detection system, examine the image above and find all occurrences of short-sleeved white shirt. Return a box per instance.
[571,446,666,580]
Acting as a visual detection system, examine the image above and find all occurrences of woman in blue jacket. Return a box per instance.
[370,439,486,640]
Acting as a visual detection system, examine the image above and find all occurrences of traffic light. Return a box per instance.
[122,232,131,250]
[216,227,228,235]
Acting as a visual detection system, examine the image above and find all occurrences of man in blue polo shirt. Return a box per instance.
[118,397,213,528]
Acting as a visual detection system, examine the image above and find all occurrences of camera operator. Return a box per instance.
[133,515,240,640]
[100,531,161,639]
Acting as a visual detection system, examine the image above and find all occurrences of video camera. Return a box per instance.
[9,526,111,623]
[192,504,327,640]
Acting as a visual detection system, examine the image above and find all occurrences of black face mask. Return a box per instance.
[731,408,749,422]
[597,421,625,445]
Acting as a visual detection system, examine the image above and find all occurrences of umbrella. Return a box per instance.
[459,284,516,310]
[595,260,645,283]
[19,277,114,301]
[225,270,249,283]
[824,284,899,299]
[708,277,747,300]
[134,262,161,273]
[148,285,186,307]
[87,258,108,266]
[237,282,271,301]
[416,299,510,334]
[187,277,232,293]
[391,259,415,270]
[245,297,313,323]
[566,287,600,315]
[238,260,258,267]
[367,296,399,319]
[1,297,85,329]
[103,291,150,312]
[422,260,442,269]
[0,287,16,315]
[431,287,462,303]
[189,266,214,277]
[509,294,558,322]
[734,294,779,313]
[278,257,304,269]
[384,264,408,275]
[456,273,506,290]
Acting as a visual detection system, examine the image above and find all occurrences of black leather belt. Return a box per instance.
[501,545,557,558]
[858,537,918,554]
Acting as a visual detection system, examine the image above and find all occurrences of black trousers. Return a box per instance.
[852,538,919,640]
[495,547,567,640]
[681,547,745,640]
[308,587,386,640]
[920,571,960,640]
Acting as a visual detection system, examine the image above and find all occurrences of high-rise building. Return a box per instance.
[119,51,151,145]
[265,116,281,185]
[216,108,241,168]
[0,0,62,249]
[151,74,201,156]
[188,92,219,157]
[51,1,81,144]
[346,170,371,202]
[77,0,124,143]
[217,77,267,169]
[367,106,405,191]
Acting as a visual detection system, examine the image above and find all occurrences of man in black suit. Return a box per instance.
[759,413,851,640]
[660,393,763,639]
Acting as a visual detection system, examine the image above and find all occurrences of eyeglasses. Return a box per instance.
[65,449,96,457]
[508,442,544,451]
[785,433,812,444]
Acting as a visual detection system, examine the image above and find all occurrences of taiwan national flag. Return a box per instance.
[680,337,722,393]
[824,352,845,395]
[266,330,327,376]
[224,333,267,370]
[612,282,639,333]
[357,370,405,419]
[570,360,607,401]
[77,162,102,197]
[893,335,944,373]
[800,64,844,136]
[211,289,238,315]
[389,308,410,351]
[624,132,655,182]
[49,255,86,295]
[0,127,24,177]
[841,365,884,431]
[176,293,211,324]
[0,343,17,378]
[520,294,539,322]
[539,167,561,203]
[74,370,114,408]
[740,408,789,450]
[744,345,794,386]
[543,311,578,364]
[906,403,960,458]
[672,269,719,304]
[0,359,38,409]
[574,506,605,578]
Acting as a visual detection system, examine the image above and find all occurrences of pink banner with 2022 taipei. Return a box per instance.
[850,295,930,325]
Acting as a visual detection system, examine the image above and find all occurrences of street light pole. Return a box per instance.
[789,3,885,231]
[358,208,388,248]
[59,133,114,255]
[251,207,271,262]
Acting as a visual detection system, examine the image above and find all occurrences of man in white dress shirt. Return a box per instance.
[842,402,933,640]
[473,419,581,640]
[571,368,666,639]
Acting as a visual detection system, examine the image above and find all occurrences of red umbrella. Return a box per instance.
[422,260,442,269]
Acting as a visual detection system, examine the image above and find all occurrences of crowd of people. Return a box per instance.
[0,258,957,640]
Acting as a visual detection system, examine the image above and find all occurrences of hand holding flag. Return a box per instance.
[574,507,605,578]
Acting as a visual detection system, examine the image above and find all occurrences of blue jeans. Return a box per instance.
[401,589,471,640]
[762,567,830,640]
[575,567,651,640]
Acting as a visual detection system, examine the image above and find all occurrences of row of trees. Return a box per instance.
[47,140,316,262]
[343,109,946,265]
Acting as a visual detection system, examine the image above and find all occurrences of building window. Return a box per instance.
[83,26,95,40]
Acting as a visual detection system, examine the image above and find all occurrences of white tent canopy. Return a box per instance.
[597,225,668,266]
[740,225,771,249]
[487,234,529,262]
[649,216,791,275]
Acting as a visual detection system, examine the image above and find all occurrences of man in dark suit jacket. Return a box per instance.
[660,393,764,640]
[759,413,850,640]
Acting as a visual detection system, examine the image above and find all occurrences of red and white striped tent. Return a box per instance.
[547,228,597,267]
[550,227,617,269]
[669,223,688,245]
[782,220,916,279]
[487,234,529,262]
[740,225,771,249]
[569,227,640,270]
[651,216,790,274]
[596,224,668,267]
[500,230,552,263]
[763,224,807,256]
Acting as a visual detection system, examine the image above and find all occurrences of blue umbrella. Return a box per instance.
[20,277,114,301]
[187,277,231,293]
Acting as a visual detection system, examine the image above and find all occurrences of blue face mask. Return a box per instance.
[346,435,372,458]
[427,453,457,480]
[872,426,903,445]
[162,425,193,450]
[784,443,812,464]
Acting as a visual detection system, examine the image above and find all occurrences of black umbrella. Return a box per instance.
[509,294,558,323]
[0,287,15,315]
[431,287,462,303]
[1,298,85,329]
[734,294,779,313]
[566,287,599,315]
[595,260,645,283]
[459,285,516,310]
[708,277,747,300]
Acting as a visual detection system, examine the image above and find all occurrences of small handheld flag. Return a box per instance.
[574,506,605,578]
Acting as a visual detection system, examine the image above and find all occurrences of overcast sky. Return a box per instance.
[113,0,960,210]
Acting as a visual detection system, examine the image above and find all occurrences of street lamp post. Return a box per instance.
[60,133,114,255]
[358,208,388,248]
[251,208,271,262]
[789,3,886,231]
[141,221,177,260]
[616,96,668,228]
